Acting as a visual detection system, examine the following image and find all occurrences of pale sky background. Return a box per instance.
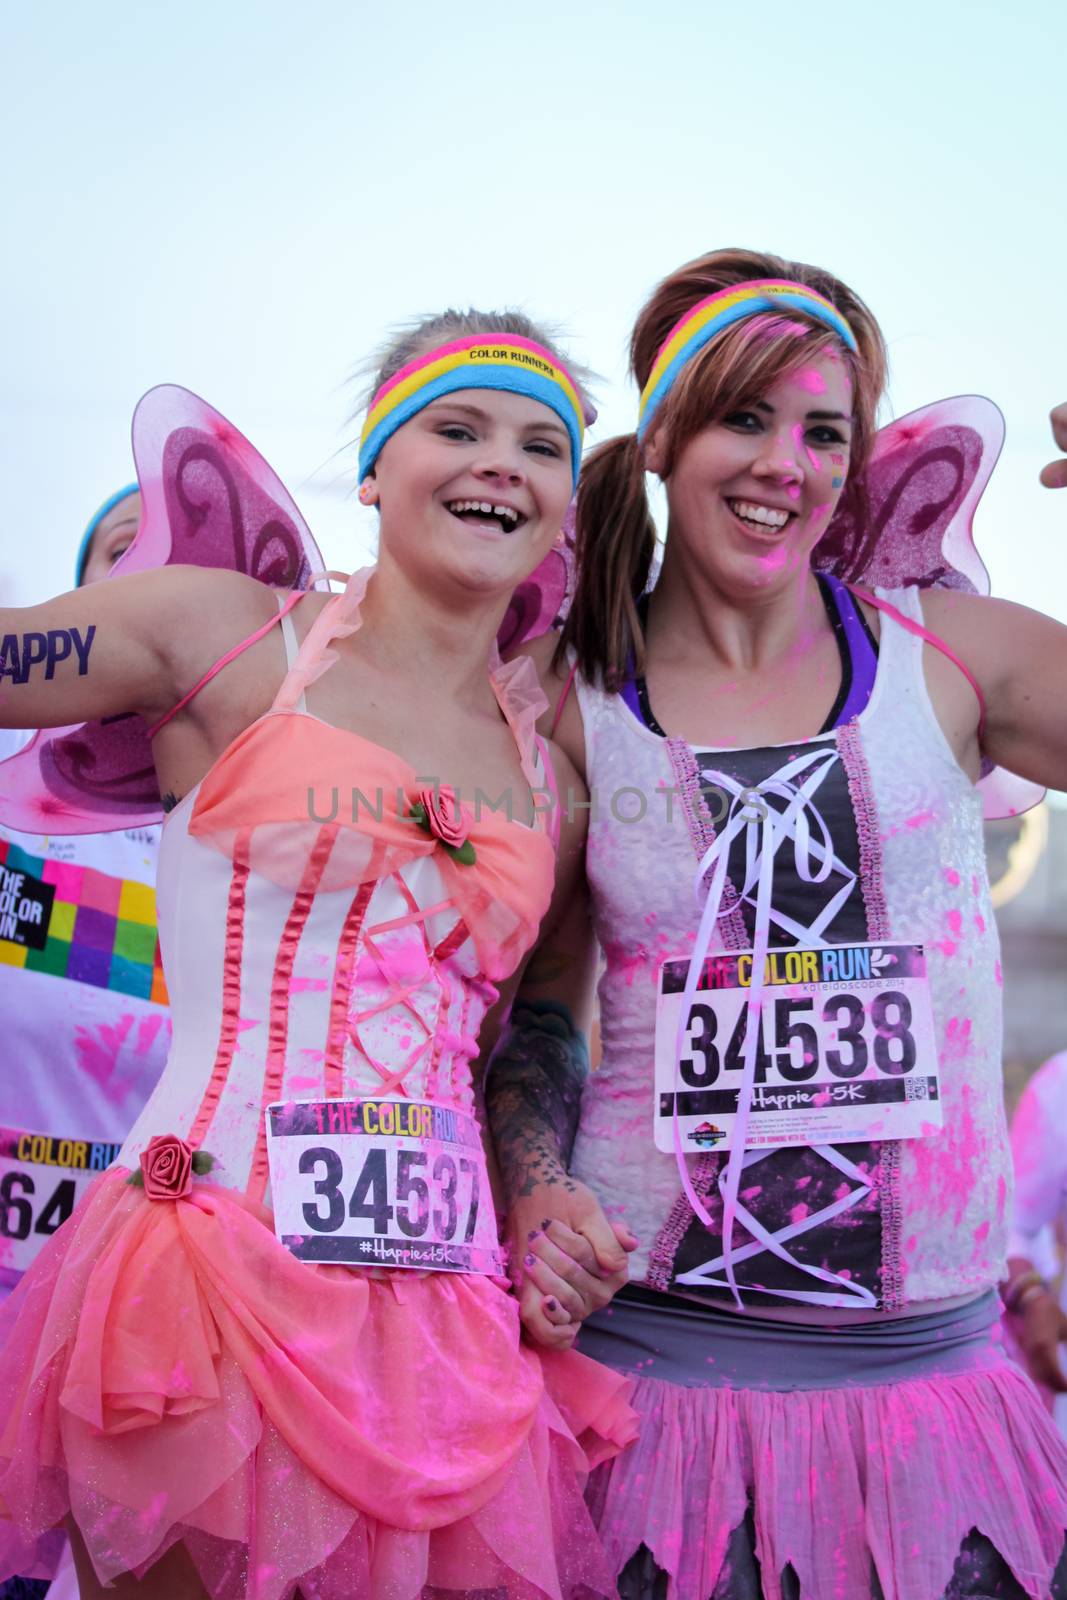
[2,0,1065,625]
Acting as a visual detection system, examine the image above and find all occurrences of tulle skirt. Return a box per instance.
[581,1290,1067,1600]
[0,1171,636,1599]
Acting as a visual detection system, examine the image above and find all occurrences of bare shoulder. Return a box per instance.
[512,631,571,698]
[918,588,1064,688]
[157,567,290,673]
[542,734,588,884]
[544,733,583,794]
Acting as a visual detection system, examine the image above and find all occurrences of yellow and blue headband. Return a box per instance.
[359,334,586,484]
[636,278,859,442]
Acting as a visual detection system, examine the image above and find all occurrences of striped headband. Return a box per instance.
[359,334,586,483]
[636,278,859,442]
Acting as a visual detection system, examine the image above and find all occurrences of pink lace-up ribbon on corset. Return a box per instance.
[672,746,880,1312]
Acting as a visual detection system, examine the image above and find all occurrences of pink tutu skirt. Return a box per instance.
[582,1290,1067,1600]
[0,1171,637,1599]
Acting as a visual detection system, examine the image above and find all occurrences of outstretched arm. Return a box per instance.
[920,403,1067,791]
[0,566,213,731]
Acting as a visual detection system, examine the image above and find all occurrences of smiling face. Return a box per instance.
[647,349,853,599]
[80,491,142,586]
[368,387,574,595]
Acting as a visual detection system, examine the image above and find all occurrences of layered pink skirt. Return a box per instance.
[0,1172,636,1598]
[582,1292,1067,1600]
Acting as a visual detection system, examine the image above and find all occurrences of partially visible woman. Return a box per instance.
[0,310,635,1600]
[488,249,1067,1599]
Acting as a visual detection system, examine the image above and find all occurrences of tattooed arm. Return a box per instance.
[0,566,223,730]
[490,996,589,1195]
[482,761,636,1349]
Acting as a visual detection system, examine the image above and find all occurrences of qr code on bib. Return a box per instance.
[905,1078,930,1102]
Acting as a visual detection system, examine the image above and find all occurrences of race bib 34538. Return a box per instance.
[655,941,942,1153]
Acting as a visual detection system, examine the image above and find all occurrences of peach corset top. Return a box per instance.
[117,569,557,1201]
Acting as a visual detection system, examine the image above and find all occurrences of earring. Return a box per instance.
[358,480,376,505]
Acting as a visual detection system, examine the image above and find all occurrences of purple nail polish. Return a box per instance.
[527,1229,541,1241]
[523,1253,536,1268]
[545,1297,558,1311]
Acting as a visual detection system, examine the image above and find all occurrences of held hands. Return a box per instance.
[1039,403,1067,489]
[506,1175,637,1350]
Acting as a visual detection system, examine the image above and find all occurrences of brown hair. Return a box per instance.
[560,247,888,688]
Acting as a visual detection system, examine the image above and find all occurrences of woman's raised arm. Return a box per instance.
[0,565,219,732]
[922,402,1067,791]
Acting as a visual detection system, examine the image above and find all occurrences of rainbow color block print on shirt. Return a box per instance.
[0,837,168,1005]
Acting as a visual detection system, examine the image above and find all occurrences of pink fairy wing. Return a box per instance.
[818,395,1001,595]
[817,395,1042,820]
[496,504,577,656]
[0,385,327,834]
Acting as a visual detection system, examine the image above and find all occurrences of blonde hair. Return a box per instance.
[361,307,595,418]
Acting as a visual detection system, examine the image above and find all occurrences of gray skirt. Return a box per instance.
[578,1287,1067,1600]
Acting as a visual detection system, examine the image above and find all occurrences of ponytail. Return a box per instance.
[557,432,657,690]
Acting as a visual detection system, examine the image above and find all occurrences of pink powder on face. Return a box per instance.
[794,367,828,395]
[791,422,821,474]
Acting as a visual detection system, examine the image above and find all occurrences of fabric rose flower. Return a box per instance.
[410,784,476,865]
[139,1133,194,1201]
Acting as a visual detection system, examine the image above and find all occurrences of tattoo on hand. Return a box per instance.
[0,627,96,685]
[485,1000,589,1204]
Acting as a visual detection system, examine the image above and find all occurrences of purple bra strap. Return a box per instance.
[822,572,878,727]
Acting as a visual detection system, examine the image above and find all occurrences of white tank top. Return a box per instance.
[571,586,1009,1310]
[0,726,169,1291]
